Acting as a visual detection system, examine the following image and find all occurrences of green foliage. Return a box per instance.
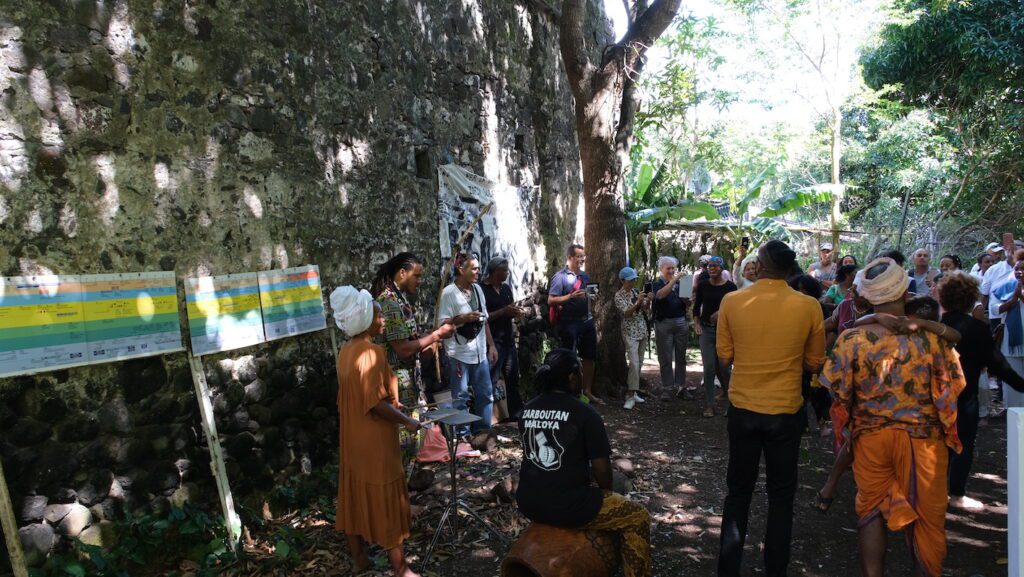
[269,464,338,523]
[860,0,1024,245]
[862,0,1022,108]
[757,185,836,218]
[28,503,236,577]
[628,201,721,225]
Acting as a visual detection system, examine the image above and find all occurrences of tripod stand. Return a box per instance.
[421,412,509,568]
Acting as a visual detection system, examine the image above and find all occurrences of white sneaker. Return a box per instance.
[950,495,985,511]
[623,396,636,410]
[634,393,646,403]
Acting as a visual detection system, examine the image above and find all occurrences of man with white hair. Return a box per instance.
[652,255,691,401]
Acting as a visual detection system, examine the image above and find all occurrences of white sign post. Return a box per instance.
[188,355,242,550]
[1010,408,1023,577]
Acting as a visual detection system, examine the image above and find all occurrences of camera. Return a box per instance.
[455,317,485,341]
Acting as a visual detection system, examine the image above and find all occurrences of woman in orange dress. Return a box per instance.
[331,286,422,577]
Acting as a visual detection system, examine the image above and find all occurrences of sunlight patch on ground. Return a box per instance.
[945,512,1007,534]
[972,472,1006,485]
[946,530,992,548]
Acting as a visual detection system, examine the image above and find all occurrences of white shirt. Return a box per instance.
[981,260,1011,295]
[982,261,1014,319]
[993,291,1024,358]
[438,283,489,364]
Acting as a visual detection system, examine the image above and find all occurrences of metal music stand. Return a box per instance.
[421,411,509,567]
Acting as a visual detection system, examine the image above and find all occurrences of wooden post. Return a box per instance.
[187,355,242,551]
[0,459,29,577]
[329,323,339,363]
[1009,408,1023,577]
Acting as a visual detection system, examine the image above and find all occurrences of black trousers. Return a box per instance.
[948,395,980,496]
[718,406,805,577]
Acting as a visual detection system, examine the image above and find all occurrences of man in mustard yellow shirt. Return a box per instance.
[715,240,826,577]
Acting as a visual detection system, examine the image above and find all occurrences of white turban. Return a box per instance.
[857,258,911,305]
[329,286,374,336]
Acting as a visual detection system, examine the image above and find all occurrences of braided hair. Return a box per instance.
[534,348,582,394]
[371,252,422,297]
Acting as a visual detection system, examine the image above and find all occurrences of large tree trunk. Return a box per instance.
[829,109,842,249]
[560,0,680,394]
[578,108,628,393]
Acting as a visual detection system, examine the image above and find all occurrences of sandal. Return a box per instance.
[811,491,835,514]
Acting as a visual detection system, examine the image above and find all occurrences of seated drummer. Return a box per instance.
[515,349,652,577]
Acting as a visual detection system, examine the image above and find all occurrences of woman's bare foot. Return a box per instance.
[353,558,373,573]
[347,535,372,572]
[388,547,418,577]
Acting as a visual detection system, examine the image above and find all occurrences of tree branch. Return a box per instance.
[523,0,561,18]
[560,0,595,99]
[933,158,982,228]
[619,0,681,71]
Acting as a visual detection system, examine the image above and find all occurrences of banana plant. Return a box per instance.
[626,161,720,227]
[757,184,839,218]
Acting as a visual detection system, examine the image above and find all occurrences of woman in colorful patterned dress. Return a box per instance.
[370,253,456,468]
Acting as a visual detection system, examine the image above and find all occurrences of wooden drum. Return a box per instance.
[500,523,620,577]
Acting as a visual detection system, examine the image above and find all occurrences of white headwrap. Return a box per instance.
[857,258,911,305]
[329,286,374,336]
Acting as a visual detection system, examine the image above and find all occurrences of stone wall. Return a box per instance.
[0,0,612,565]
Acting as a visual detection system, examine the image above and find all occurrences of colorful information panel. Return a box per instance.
[0,276,88,377]
[81,272,184,363]
[0,272,184,378]
[257,265,326,341]
[185,272,266,356]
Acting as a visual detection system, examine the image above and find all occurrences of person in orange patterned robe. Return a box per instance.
[824,258,965,577]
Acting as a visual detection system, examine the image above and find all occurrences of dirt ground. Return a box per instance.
[243,354,1011,577]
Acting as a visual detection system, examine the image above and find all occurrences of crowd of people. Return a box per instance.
[323,234,1024,577]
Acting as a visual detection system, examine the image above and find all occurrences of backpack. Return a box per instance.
[548,276,582,326]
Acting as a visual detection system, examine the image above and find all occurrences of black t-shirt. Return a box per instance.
[481,282,514,346]
[516,391,611,528]
[651,278,688,321]
[942,311,1024,405]
[693,280,738,325]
